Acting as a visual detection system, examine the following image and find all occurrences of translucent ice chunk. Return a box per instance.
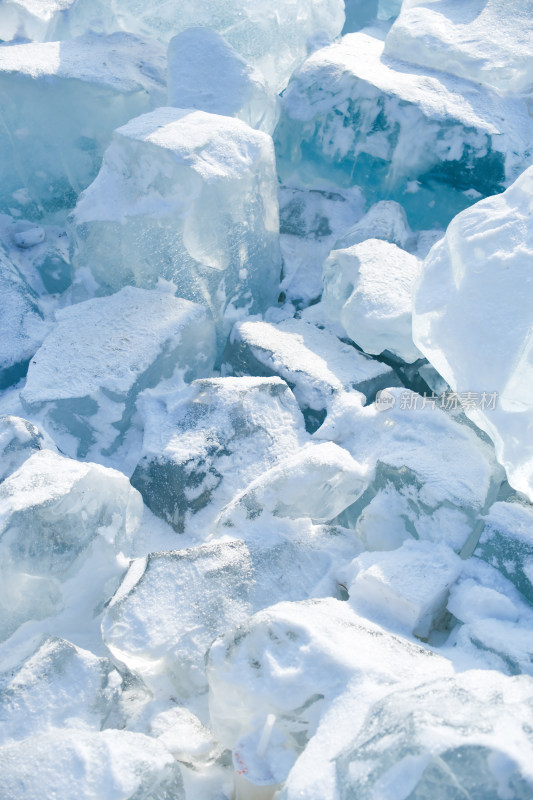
[0,729,184,800]
[0,416,56,483]
[347,539,462,638]
[0,34,166,221]
[275,32,533,228]
[385,0,533,95]
[167,29,278,134]
[21,287,216,459]
[103,522,357,698]
[0,0,77,42]
[69,108,280,345]
[476,502,533,605]
[343,0,378,33]
[0,635,121,744]
[0,248,51,390]
[0,213,71,296]
[413,166,533,502]
[0,449,142,639]
[131,377,307,534]
[334,200,413,250]
[321,239,422,363]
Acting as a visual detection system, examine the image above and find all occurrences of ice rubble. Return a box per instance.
[0,33,166,221]
[69,107,280,344]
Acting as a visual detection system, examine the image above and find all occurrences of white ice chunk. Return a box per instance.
[275,32,533,229]
[131,377,307,534]
[0,34,166,220]
[223,318,394,427]
[167,28,278,134]
[69,108,280,345]
[21,287,216,459]
[0,729,184,800]
[322,239,423,362]
[413,166,533,502]
[347,539,462,638]
[335,200,413,250]
[0,415,56,483]
[385,0,533,95]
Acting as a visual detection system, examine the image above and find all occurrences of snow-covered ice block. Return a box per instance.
[413,166,533,502]
[207,598,451,749]
[21,287,216,459]
[69,108,280,345]
[385,0,533,95]
[0,449,142,640]
[131,377,306,534]
[0,635,121,744]
[0,416,56,483]
[347,539,462,638]
[322,239,422,363]
[0,248,51,390]
[0,729,184,800]
[275,31,533,228]
[0,33,166,221]
[223,318,395,428]
[0,0,77,42]
[332,671,533,800]
[335,200,413,250]
[218,441,369,527]
[167,28,278,134]
[103,523,355,698]
[476,502,533,606]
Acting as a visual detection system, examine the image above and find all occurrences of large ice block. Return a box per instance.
[321,239,422,363]
[21,287,216,459]
[69,108,281,345]
[0,416,56,483]
[131,377,307,534]
[0,729,184,800]
[413,166,533,502]
[275,31,533,228]
[167,28,277,134]
[385,0,533,95]
[0,33,165,221]
[0,248,51,390]
[223,318,395,429]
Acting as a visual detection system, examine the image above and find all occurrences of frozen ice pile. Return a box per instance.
[1,1,533,799]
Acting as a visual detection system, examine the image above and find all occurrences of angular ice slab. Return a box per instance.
[131,377,306,534]
[167,29,277,134]
[333,671,533,800]
[0,34,165,221]
[322,239,422,363]
[21,287,216,459]
[0,248,51,390]
[347,539,462,638]
[0,635,121,744]
[103,523,356,698]
[275,32,533,228]
[70,108,280,344]
[0,449,142,640]
[223,318,394,429]
[385,0,533,95]
[413,166,533,502]
[0,416,56,483]
[0,729,184,800]
[476,502,533,605]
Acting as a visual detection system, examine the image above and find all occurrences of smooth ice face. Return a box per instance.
[322,239,422,363]
[223,318,394,429]
[0,416,56,483]
[0,248,51,390]
[413,166,533,502]
[167,28,278,134]
[332,672,533,800]
[275,32,533,229]
[103,523,353,699]
[21,287,216,460]
[0,449,142,640]
[0,729,184,800]
[131,377,307,534]
[0,34,166,221]
[43,0,346,92]
[69,108,280,346]
[0,635,121,744]
[385,0,533,95]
